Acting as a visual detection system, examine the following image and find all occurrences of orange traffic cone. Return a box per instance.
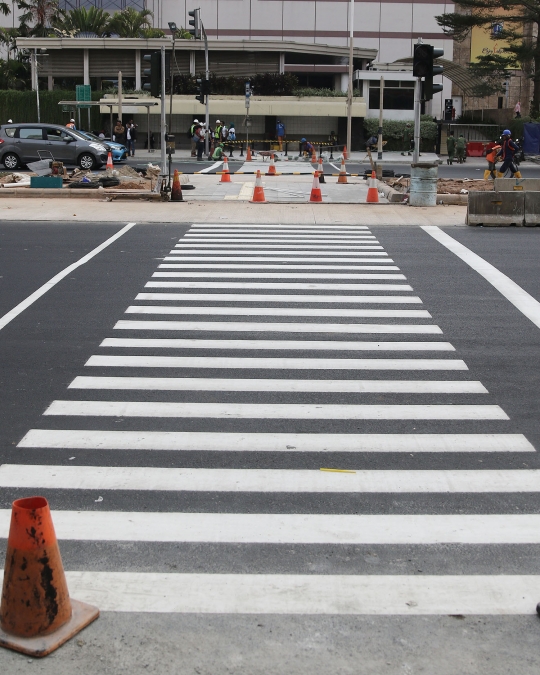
[343,146,348,160]
[0,496,99,657]
[171,169,183,201]
[311,148,317,164]
[246,145,252,161]
[366,170,379,203]
[220,156,231,183]
[337,157,348,184]
[267,152,277,176]
[317,156,325,183]
[106,151,113,171]
[309,171,323,203]
[250,169,267,203]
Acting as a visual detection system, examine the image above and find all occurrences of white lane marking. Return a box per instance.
[168,251,389,257]
[70,377,486,394]
[164,256,394,263]
[423,226,540,331]
[145,281,413,291]
[43,401,506,419]
[17,430,534,453]
[135,293,422,304]
[114,320,443,334]
[126,306,432,317]
[329,162,343,172]
[176,244,385,250]
[4,572,534,615]
[1,511,539,544]
[84,355,467,370]
[198,160,223,174]
[6,465,540,493]
[159,264,401,271]
[190,225,371,229]
[0,223,136,332]
[152,264,400,280]
[100,338,454,351]
[182,238,380,243]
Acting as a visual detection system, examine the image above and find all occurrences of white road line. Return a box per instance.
[184,232,376,237]
[423,226,540,331]
[145,282,413,291]
[159,264,401,271]
[1,511,539,544]
[17,430,534,452]
[69,377,486,394]
[182,238,380,243]
[126,306,432,318]
[168,251,389,257]
[100,338,454,351]
[85,355,467,370]
[0,222,136,332]
[197,160,223,173]
[5,465,540,493]
[135,293,422,304]
[164,256,394,263]
[190,225,371,229]
[2,572,533,615]
[43,401,506,420]
[175,244,385,250]
[114,320,442,334]
[154,272,406,280]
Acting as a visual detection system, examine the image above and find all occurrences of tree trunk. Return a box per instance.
[532,25,540,116]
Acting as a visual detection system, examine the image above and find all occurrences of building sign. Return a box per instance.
[470,12,516,62]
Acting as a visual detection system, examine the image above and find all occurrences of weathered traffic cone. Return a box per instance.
[220,156,231,183]
[250,169,267,203]
[267,152,277,176]
[337,157,348,184]
[366,170,379,203]
[246,145,252,161]
[343,146,348,160]
[317,156,325,183]
[0,496,99,657]
[106,151,113,171]
[311,148,317,164]
[309,171,323,203]
[171,169,184,201]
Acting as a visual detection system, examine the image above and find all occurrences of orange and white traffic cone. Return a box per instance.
[0,496,99,656]
[343,146,348,160]
[220,156,231,182]
[309,170,323,203]
[311,148,317,164]
[246,145,252,161]
[366,170,379,203]
[267,152,277,176]
[250,169,267,203]
[317,156,325,183]
[171,169,183,201]
[337,157,348,184]
[106,151,113,171]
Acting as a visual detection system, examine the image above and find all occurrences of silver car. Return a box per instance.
[0,123,108,170]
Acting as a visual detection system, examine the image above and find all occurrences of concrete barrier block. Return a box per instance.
[494,178,540,192]
[524,192,540,226]
[467,191,525,226]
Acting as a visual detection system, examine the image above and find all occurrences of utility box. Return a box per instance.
[30,176,63,189]
[467,191,525,226]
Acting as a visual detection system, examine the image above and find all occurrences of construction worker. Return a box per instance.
[446,131,455,165]
[212,142,225,161]
[66,118,76,130]
[496,130,522,178]
[456,134,466,163]
[401,123,412,156]
[189,119,200,157]
[484,142,501,180]
[300,138,314,158]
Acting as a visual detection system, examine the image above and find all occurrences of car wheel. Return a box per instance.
[3,153,19,170]
[78,153,96,170]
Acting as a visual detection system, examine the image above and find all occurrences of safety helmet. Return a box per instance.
[193,119,199,123]
[503,129,511,136]
[301,137,306,142]
[216,119,221,123]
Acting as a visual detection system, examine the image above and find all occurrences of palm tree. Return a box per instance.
[55,6,111,37]
[108,8,153,38]
[17,0,61,37]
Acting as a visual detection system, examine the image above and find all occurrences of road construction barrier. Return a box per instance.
[0,496,99,657]
[409,163,438,207]
[494,178,540,192]
[467,191,525,226]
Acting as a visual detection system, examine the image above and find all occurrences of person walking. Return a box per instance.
[195,123,205,161]
[496,130,522,178]
[125,122,137,157]
[446,131,456,165]
[66,118,76,130]
[514,101,522,118]
[226,122,236,157]
[276,119,286,151]
[189,119,200,157]
[484,142,501,180]
[401,123,412,156]
[113,119,124,143]
[455,134,466,163]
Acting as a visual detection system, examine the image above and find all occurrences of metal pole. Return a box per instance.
[413,77,421,164]
[377,76,384,160]
[118,70,122,124]
[169,34,175,133]
[147,106,151,152]
[346,0,354,156]
[160,46,167,176]
[35,51,41,123]
[203,23,210,157]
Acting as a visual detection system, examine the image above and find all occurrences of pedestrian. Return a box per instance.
[113,119,124,143]
[514,101,522,118]
[226,122,236,157]
[328,130,337,155]
[98,130,105,140]
[401,123,412,156]
[455,134,466,163]
[276,119,286,151]
[496,130,522,178]
[194,123,205,161]
[66,118,76,130]
[446,131,455,165]
[125,122,137,156]
[212,142,225,161]
[189,118,200,157]
[365,135,378,152]
[484,141,501,180]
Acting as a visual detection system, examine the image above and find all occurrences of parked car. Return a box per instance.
[0,123,108,170]
[77,130,128,162]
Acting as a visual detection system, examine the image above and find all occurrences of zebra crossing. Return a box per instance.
[1,222,539,617]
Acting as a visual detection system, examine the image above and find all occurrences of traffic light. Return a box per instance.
[188,9,200,39]
[142,51,161,98]
[195,78,210,104]
[245,81,251,108]
[413,44,444,101]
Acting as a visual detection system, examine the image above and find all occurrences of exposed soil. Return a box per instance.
[383,177,494,195]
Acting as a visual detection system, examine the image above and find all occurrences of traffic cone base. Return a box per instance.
[366,170,379,203]
[250,169,267,203]
[0,497,99,657]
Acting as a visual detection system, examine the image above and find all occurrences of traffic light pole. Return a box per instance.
[413,76,421,164]
[202,22,209,157]
[161,46,166,177]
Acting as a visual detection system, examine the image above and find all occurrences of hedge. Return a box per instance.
[363,116,438,152]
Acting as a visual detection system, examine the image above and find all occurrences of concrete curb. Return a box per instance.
[0,188,162,200]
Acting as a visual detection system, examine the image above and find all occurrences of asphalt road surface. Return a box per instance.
[0,221,540,673]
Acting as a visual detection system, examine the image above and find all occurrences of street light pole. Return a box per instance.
[34,49,41,123]
[202,21,210,157]
[346,0,354,156]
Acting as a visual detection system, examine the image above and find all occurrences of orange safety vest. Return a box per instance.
[486,145,501,163]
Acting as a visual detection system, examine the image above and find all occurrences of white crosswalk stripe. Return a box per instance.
[7,223,536,619]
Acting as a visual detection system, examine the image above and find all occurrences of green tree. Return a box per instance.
[17,0,60,37]
[56,7,111,37]
[108,7,153,38]
[0,56,31,89]
[435,1,540,114]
